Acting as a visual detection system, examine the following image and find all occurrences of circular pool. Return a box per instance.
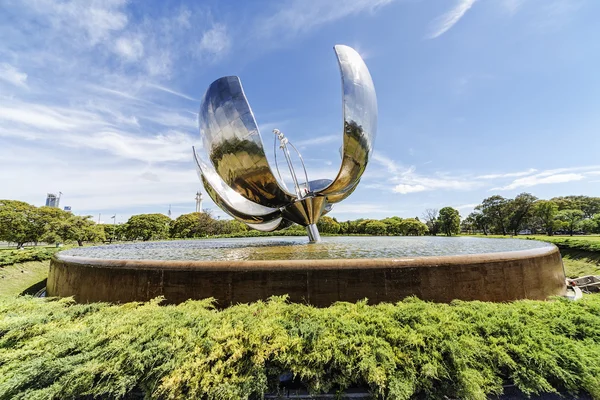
[47,236,566,305]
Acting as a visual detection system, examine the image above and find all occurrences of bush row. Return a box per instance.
[1,295,600,399]
[0,247,64,267]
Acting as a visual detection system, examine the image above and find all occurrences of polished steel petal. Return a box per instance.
[316,45,377,203]
[281,197,328,227]
[247,218,293,232]
[199,76,295,208]
[193,147,282,225]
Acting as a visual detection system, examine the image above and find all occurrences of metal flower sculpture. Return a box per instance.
[193,45,377,242]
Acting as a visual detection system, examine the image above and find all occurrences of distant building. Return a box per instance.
[45,193,61,208]
[195,191,203,213]
[63,206,72,213]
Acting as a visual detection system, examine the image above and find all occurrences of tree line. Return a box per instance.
[460,194,600,236]
[0,200,251,247]
[2,195,598,247]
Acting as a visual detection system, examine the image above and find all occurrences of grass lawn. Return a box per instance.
[0,260,49,297]
[463,234,600,278]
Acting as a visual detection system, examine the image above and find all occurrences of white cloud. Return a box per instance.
[477,168,537,180]
[255,0,395,43]
[329,202,405,216]
[22,0,129,45]
[294,135,339,148]
[145,83,198,102]
[393,184,427,194]
[454,203,478,210]
[114,36,144,61]
[372,151,401,174]
[0,63,28,87]
[426,0,478,39]
[493,173,584,190]
[198,24,231,57]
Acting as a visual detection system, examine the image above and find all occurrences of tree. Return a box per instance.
[438,207,460,236]
[465,211,490,235]
[556,209,585,236]
[477,196,511,235]
[0,200,38,248]
[48,215,105,246]
[317,216,341,234]
[580,218,598,234]
[534,200,559,236]
[170,212,218,238]
[31,206,70,244]
[507,193,538,235]
[380,217,403,235]
[398,218,429,236]
[364,221,387,235]
[422,209,440,235]
[125,213,171,241]
[461,214,476,234]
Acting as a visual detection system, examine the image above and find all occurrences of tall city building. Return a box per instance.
[195,191,203,213]
[45,193,61,208]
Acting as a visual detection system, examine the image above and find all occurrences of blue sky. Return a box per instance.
[1,0,599,224]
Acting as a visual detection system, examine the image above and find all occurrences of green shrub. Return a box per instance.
[0,247,64,267]
[1,295,600,399]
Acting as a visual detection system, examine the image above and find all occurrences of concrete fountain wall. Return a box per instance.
[47,246,566,306]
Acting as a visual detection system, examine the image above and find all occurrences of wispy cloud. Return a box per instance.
[477,168,538,180]
[426,0,478,39]
[0,63,28,87]
[294,135,339,148]
[492,166,600,191]
[371,152,600,195]
[254,0,395,44]
[371,153,481,194]
[330,202,406,216]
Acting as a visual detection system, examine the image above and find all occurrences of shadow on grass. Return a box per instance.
[20,278,47,296]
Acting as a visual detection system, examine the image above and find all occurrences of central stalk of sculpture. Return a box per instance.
[273,129,321,243]
[192,44,377,243]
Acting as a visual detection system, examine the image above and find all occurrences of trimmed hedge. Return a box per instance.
[0,247,64,267]
[1,295,600,399]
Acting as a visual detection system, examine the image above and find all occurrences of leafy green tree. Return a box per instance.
[0,200,38,248]
[317,216,341,234]
[477,196,511,235]
[556,209,585,236]
[592,214,600,234]
[380,217,403,235]
[580,218,598,234]
[534,200,559,236]
[461,215,476,234]
[33,206,70,243]
[465,211,490,235]
[170,212,213,238]
[398,218,429,236]
[49,215,105,246]
[364,221,387,235]
[438,207,460,236]
[223,219,248,234]
[356,219,377,234]
[507,193,538,235]
[421,209,440,235]
[125,213,171,241]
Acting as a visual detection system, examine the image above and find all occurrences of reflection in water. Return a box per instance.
[62,236,553,262]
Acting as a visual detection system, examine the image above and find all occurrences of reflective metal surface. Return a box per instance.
[194,44,377,240]
[199,76,295,208]
[317,45,377,202]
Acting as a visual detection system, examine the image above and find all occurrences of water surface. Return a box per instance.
[61,236,553,261]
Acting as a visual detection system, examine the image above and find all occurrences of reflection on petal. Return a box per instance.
[193,147,282,225]
[199,76,295,208]
[316,45,377,203]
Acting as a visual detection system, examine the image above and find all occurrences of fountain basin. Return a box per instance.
[47,237,566,306]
